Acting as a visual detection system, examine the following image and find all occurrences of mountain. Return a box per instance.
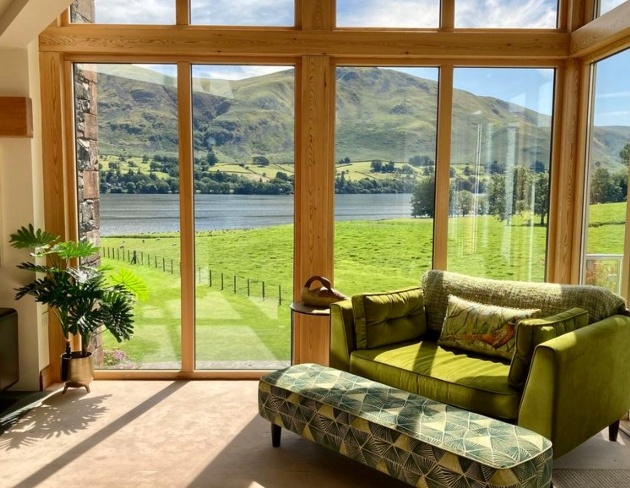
[94,65,629,170]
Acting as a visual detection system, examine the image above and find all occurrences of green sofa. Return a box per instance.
[330,270,630,458]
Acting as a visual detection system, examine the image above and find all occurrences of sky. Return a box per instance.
[90,0,629,127]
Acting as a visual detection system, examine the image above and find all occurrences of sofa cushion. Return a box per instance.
[422,270,628,333]
[350,340,520,421]
[352,286,426,349]
[508,307,589,389]
[437,295,540,360]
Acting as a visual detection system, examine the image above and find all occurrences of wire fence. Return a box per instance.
[101,247,286,305]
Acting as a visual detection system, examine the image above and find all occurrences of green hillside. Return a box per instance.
[95,65,629,171]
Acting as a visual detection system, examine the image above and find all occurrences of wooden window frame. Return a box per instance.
[39,0,630,381]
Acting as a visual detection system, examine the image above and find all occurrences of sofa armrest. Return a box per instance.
[330,299,355,371]
[518,315,630,458]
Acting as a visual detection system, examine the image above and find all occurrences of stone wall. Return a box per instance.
[71,1,99,258]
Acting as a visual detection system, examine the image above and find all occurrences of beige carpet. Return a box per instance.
[1,380,629,488]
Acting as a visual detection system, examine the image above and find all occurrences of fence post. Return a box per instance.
[233,275,237,294]
[162,257,165,272]
[131,250,137,265]
[209,269,212,287]
[262,281,265,300]
[278,285,282,305]
[221,273,224,290]
[247,279,250,297]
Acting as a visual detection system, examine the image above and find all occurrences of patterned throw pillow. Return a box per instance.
[508,307,589,389]
[352,286,426,349]
[438,295,540,360]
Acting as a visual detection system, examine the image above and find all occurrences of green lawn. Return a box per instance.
[99,202,626,368]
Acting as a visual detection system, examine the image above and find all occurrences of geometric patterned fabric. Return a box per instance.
[259,363,553,488]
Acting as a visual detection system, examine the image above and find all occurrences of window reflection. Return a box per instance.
[448,68,554,281]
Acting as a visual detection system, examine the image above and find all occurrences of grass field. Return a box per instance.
[97,202,627,369]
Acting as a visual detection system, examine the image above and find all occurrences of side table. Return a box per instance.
[290,301,331,365]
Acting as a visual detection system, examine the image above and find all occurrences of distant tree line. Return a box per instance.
[411,164,550,225]
[100,142,629,204]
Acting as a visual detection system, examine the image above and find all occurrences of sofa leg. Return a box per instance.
[271,423,282,447]
[609,419,620,441]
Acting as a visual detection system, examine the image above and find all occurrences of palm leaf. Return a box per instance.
[106,267,148,301]
[54,240,100,259]
[9,224,59,249]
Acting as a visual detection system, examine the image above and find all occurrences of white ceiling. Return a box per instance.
[0,0,74,48]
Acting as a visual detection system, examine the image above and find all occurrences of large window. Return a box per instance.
[191,65,295,369]
[74,63,182,369]
[334,67,438,295]
[448,68,555,281]
[582,49,630,294]
[54,0,595,379]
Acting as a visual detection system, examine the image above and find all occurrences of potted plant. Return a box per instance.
[9,224,146,392]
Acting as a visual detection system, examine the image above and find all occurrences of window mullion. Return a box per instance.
[433,65,453,270]
[178,62,195,373]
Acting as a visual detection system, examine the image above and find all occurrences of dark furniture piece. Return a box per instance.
[0,308,19,391]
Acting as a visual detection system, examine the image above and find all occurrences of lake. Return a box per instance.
[100,193,414,235]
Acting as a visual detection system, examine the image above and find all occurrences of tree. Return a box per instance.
[253,155,269,166]
[533,173,549,226]
[452,190,474,216]
[620,142,630,165]
[590,167,623,204]
[408,155,433,167]
[370,160,383,172]
[489,160,505,174]
[410,176,435,218]
[206,147,218,167]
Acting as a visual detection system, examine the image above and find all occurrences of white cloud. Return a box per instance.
[190,0,293,26]
[455,0,557,28]
[191,65,290,81]
[95,0,175,24]
[337,0,439,28]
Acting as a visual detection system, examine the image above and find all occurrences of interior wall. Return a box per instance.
[0,43,47,391]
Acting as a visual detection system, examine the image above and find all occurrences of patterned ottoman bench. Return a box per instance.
[258,363,553,488]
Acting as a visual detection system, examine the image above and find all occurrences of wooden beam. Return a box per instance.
[546,58,583,284]
[293,55,334,364]
[0,97,33,137]
[433,65,453,271]
[39,25,570,59]
[177,62,195,373]
[571,2,630,58]
[39,51,68,385]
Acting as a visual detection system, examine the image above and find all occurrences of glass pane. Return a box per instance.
[336,0,439,28]
[582,49,630,293]
[74,63,181,370]
[72,0,176,24]
[191,65,295,369]
[597,0,626,17]
[191,0,294,26]
[455,0,557,28]
[448,68,554,281]
[334,67,438,296]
